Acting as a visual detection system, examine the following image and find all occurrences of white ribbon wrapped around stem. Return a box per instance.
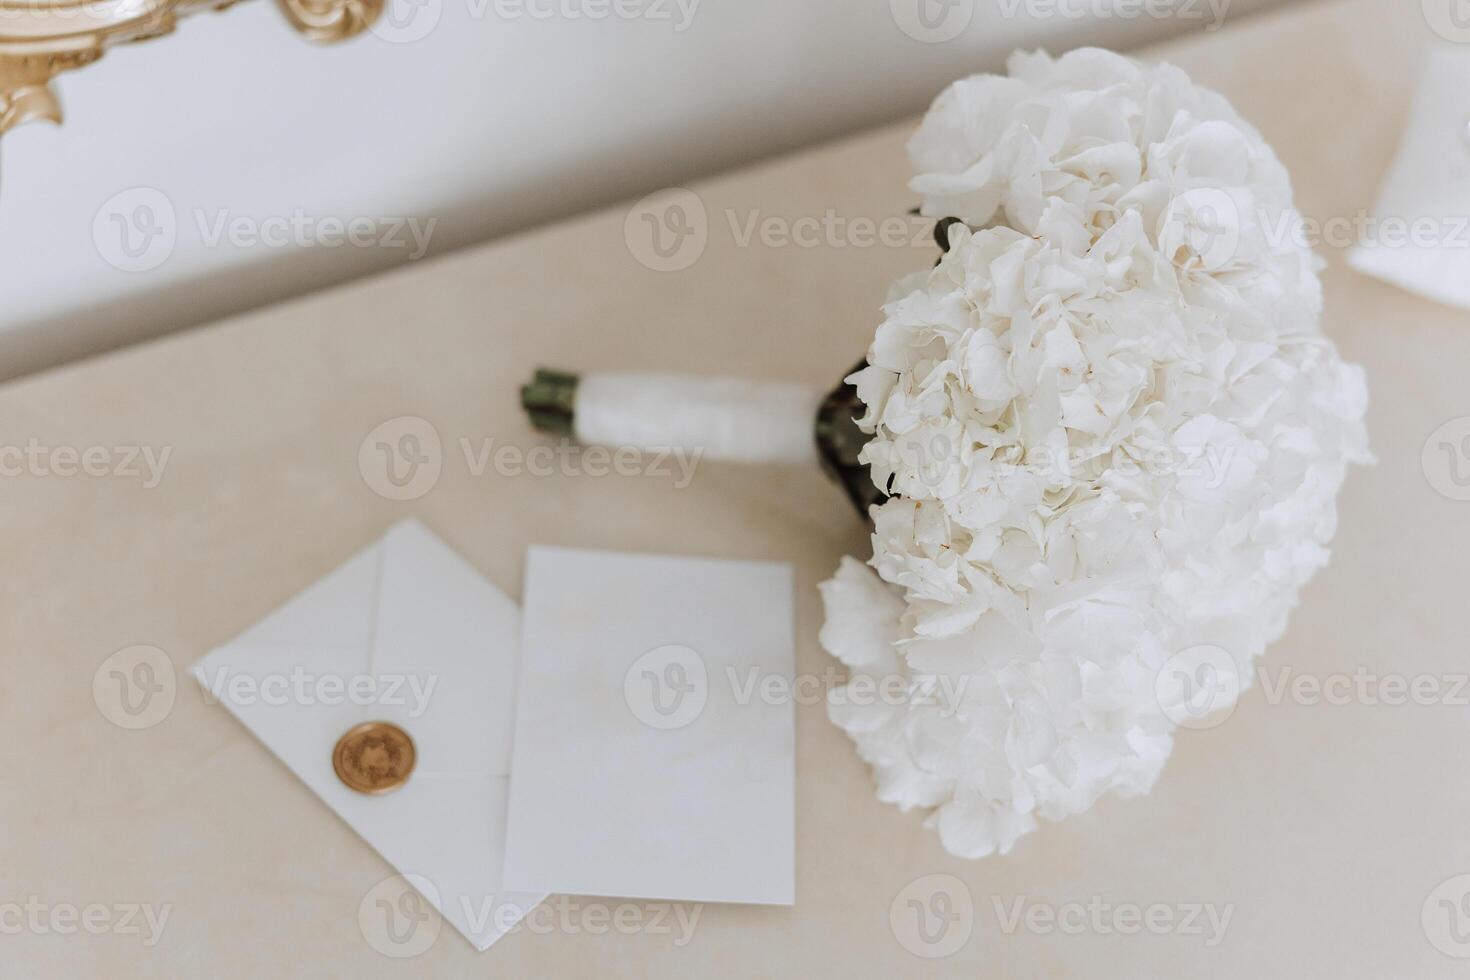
[573,372,825,465]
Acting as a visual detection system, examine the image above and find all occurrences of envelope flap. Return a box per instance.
[372,520,519,776]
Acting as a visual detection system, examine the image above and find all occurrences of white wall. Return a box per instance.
[0,0,1287,379]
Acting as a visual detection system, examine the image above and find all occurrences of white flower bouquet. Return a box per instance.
[522,48,1371,858]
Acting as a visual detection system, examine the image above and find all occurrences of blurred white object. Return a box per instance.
[1348,46,1470,309]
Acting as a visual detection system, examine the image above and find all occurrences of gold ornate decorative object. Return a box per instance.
[332,721,417,795]
[0,0,382,137]
[274,0,379,41]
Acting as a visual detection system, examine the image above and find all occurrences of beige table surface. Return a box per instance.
[2,0,1465,975]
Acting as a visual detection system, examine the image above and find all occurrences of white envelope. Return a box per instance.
[1348,46,1470,310]
[193,519,545,951]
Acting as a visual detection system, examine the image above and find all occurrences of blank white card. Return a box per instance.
[503,546,795,905]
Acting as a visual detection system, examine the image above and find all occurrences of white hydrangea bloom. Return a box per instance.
[820,48,1371,859]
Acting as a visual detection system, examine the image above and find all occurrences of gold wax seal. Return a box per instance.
[332,721,416,795]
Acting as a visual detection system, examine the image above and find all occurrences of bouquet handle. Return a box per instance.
[521,365,885,517]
